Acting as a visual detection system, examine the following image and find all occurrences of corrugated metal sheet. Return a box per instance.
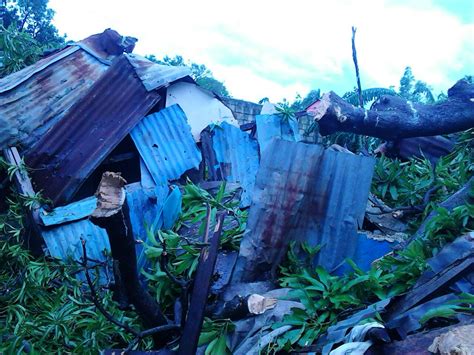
[0,30,137,150]
[26,55,161,205]
[201,122,259,207]
[130,105,202,186]
[0,46,80,93]
[42,219,110,264]
[256,114,301,153]
[140,158,156,190]
[40,196,97,226]
[41,219,111,284]
[126,54,192,91]
[233,139,375,282]
[0,48,110,149]
[126,182,169,273]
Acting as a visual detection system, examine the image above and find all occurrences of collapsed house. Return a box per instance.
[1,29,473,354]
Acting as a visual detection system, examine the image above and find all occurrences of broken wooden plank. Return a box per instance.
[178,213,226,355]
[3,147,43,254]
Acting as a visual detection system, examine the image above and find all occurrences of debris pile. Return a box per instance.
[0,29,473,354]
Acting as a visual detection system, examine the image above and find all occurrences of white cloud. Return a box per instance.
[49,0,473,102]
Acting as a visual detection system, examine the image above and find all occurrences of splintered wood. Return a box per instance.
[92,172,127,218]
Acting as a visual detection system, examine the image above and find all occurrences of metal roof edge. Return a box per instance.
[0,46,80,94]
[124,53,193,91]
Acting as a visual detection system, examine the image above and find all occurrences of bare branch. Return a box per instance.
[80,238,140,337]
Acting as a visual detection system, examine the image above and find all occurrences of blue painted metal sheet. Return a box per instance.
[201,122,259,207]
[40,196,97,226]
[126,182,169,273]
[130,105,202,186]
[256,114,300,153]
[140,158,156,190]
[154,186,182,231]
[126,182,182,273]
[41,219,111,283]
[299,148,376,272]
[233,139,375,282]
[42,219,110,261]
[335,233,394,275]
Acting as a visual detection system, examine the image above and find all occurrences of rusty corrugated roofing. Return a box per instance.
[26,55,161,205]
[0,30,141,150]
[0,47,110,149]
[126,54,192,91]
[233,139,375,282]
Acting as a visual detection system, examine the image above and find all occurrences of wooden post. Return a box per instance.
[178,213,226,355]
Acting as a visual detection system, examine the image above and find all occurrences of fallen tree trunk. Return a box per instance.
[89,172,169,345]
[308,79,474,140]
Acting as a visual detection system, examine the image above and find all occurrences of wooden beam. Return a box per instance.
[178,213,225,355]
[3,147,43,254]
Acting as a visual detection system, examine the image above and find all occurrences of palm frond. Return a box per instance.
[343,88,398,107]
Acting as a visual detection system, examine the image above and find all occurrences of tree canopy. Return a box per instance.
[0,0,64,78]
[3,0,65,48]
[146,54,230,97]
[399,66,435,103]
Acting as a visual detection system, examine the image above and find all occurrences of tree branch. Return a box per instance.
[351,26,363,108]
[81,238,180,351]
[80,238,140,337]
[308,79,474,140]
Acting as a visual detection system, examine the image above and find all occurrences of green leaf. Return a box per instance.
[341,275,370,292]
[389,185,398,200]
[420,305,463,325]
[315,266,330,287]
[204,337,219,355]
[199,331,218,346]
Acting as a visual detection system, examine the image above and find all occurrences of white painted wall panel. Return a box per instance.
[166,82,239,140]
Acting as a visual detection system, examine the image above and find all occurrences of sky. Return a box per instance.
[49,0,473,103]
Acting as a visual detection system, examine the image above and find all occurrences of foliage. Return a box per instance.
[268,175,473,352]
[420,293,474,325]
[3,0,65,48]
[145,54,230,97]
[176,181,247,251]
[199,318,235,354]
[0,24,43,77]
[399,66,435,103]
[0,165,152,352]
[290,89,321,112]
[142,181,246,353]
[372,129,473,226]
[342,87,398,107]
[275,101,296,123]
[196,76,230,97]
[321,131,381,153]
[143,181,246,313]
